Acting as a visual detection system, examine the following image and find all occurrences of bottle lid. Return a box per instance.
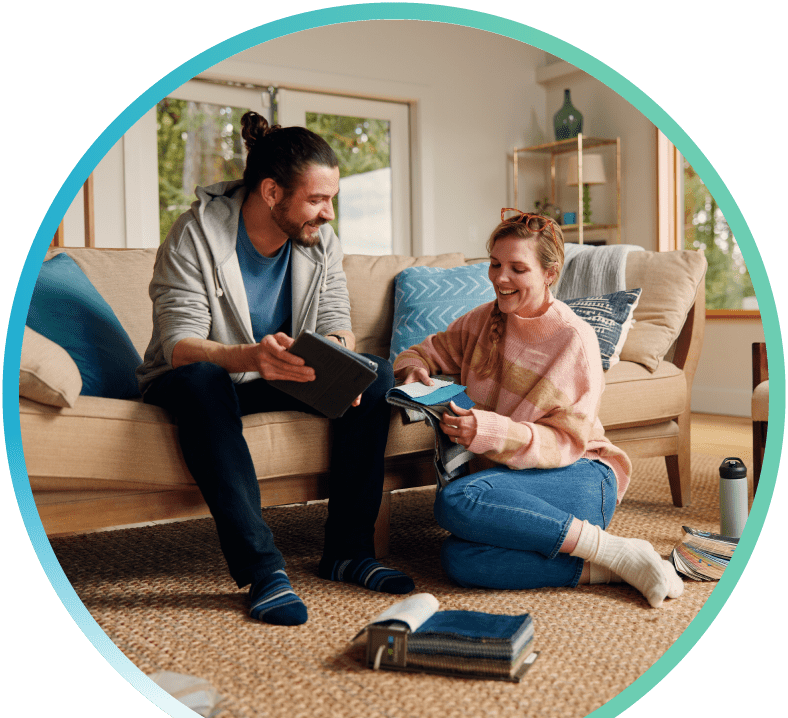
[719,457,747,479]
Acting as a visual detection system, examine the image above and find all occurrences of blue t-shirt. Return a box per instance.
[237,215,292,342]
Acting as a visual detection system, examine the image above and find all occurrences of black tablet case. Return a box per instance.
[268,330,378,419]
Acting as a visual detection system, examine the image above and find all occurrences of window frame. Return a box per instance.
[656,128,760,320]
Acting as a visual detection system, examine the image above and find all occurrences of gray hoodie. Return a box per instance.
[136,180,352,394]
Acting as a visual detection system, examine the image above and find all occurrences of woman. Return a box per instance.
[393,210,684,608]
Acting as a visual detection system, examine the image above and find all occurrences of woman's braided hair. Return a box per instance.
[475,213,565,380]
[240,111,338,193]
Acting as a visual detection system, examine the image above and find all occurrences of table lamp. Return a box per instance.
[567,154,607,225]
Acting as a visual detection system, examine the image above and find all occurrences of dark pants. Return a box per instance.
[143,356,394,588]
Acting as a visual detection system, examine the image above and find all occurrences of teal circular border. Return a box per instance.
[4,4,782,717]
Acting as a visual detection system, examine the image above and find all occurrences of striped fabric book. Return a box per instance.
[386,381,475,486]
[670,526,738,581]
[408,610,534,660]
[359,593,538,682]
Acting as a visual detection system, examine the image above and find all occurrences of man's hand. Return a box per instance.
[399,366,434,386]
[252,333,316,382]
[440,401,478,448]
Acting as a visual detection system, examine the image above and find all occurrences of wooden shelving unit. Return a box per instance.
[512,135,621,245]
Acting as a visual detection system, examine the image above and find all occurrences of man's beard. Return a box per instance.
[271,194,325,248]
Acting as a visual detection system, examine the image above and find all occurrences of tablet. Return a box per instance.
[268,330,378,419]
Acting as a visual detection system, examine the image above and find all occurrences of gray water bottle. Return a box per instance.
[719,457,749,538]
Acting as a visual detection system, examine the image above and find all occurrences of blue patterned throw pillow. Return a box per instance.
[390,263,496,362]
[564,288,642,370]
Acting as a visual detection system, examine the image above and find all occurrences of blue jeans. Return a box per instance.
[143,356,394,588]
[434,459,617,589]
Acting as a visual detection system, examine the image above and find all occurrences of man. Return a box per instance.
[137,113,414,626]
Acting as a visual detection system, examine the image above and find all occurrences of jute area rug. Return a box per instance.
[50,453,746,718]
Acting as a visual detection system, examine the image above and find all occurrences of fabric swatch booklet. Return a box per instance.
[386,379,476,486]
[670,526,738,581]
[355,593,538,682]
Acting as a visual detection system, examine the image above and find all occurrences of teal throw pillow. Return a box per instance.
[390,263,496,362]
[564,288,642,371]
[26,252,143,399]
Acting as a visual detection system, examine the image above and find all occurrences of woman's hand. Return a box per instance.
[440,401,478,448]
[399,366,434,386]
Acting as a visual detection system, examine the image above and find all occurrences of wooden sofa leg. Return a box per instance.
[753,420,767,495]
[374,491,392,559]
[665,454,690,507]
[666,410,692,507]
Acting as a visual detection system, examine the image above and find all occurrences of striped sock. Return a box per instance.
[319,557,415,594]
[249,570,308,625]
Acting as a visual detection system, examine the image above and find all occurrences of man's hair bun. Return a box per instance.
[240,111,281,152]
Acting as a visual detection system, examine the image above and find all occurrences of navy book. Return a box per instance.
[360,593,538,682]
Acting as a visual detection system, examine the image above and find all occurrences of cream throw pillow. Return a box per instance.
[19,326,82,407]
[621,250,707,371]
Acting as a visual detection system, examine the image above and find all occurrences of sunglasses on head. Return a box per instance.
[500,208,561,249]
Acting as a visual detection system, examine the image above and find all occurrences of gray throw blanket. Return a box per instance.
[554,243,643,301]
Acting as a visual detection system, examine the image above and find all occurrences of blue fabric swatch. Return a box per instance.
[391,383,468,407]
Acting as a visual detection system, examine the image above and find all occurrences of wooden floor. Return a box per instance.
[690,412,752,463]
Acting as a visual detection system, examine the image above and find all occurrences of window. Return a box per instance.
[656,130,757,316]
[278,89,411,255]
[683,158,756,311]
[157,80,266,244]
[157,98,250,243]
[155,82,411,254]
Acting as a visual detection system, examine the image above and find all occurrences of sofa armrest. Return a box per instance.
[669,274,706,384]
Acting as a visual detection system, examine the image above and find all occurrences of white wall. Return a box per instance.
[538,64,656,249]
[693,320,765,416]
[60,111,159,248]
[56,19,764,416]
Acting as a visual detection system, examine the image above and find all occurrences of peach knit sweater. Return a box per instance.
[393,296,632,503]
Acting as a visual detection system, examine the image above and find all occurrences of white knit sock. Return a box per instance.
[588,563,622,584]
[571,521,684,607]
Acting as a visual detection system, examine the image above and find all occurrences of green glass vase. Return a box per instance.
[553,89,583,141]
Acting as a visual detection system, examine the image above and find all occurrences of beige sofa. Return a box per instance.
[19,247,706,555]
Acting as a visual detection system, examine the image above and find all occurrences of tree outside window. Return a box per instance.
[683,160,756,311]
[157,98,248,244]
[305,113,392,244]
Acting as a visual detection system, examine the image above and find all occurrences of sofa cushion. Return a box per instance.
[344,253,466,358]
[622,250,707,371]
[19,396,433,492]
[19,327,83,407]
[388,262,496,362]
[27,252,142,399]
[565,289,641,370]
[598,360,686,428]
